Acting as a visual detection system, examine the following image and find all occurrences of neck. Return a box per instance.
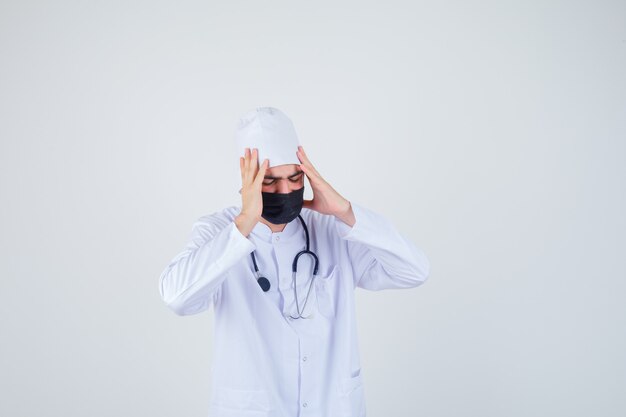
[259,217,287,233]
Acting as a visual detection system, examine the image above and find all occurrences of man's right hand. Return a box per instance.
[235,147,268,237]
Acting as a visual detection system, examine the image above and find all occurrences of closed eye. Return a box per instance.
[263,172,303,185]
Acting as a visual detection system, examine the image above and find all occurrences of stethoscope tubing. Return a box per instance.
[250,214,319,319]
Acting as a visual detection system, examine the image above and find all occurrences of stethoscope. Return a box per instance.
[250,214,319,319]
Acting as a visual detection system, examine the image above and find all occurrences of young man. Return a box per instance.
[159,107,430,417]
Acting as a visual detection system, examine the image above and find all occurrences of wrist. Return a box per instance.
[335,200,355,227]
[235,213,259,237]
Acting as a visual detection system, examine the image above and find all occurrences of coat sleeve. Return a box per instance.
[334,202,430,290]
[159,213,256,316]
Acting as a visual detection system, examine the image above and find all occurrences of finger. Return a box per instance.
[239,157,245,183]
[251,148,260,178]
[299,162,317,180]
[302,199,314,209]
[297,146,311,164]
[297,146,319,177]
[299,163,312,183]
[252,147,258,165]
[296,146,307,163]
[246,148,257,183]
[255,159,269,185]
[300,164,328,190]
[243,147,250,179]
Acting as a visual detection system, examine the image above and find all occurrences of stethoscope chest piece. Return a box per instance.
[257,276,271,292]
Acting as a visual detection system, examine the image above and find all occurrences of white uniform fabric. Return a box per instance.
[234,107,301,168]
[159,202,430,417]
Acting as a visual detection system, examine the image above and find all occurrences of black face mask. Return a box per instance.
[261,187,305,224]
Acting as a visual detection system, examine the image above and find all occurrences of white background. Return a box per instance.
[1,1,625,416]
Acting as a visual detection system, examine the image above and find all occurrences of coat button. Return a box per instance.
[302,356,307,362]
[302,402,308,407]
[275,235,280,241]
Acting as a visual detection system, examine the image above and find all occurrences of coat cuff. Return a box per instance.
[229,221,257,253]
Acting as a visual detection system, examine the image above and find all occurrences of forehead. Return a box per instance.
[265,164,301,176]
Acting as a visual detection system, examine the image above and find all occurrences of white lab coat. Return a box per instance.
[159,202,430,417]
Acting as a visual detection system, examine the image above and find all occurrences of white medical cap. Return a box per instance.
[234,107,300,168]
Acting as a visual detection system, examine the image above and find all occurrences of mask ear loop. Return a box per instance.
[289,215,320,319]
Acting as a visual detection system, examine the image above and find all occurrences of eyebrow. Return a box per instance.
[264,170,303,180]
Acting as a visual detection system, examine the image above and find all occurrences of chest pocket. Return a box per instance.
[315,265,339,319]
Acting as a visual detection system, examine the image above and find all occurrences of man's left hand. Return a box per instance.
[296,145,356,227]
